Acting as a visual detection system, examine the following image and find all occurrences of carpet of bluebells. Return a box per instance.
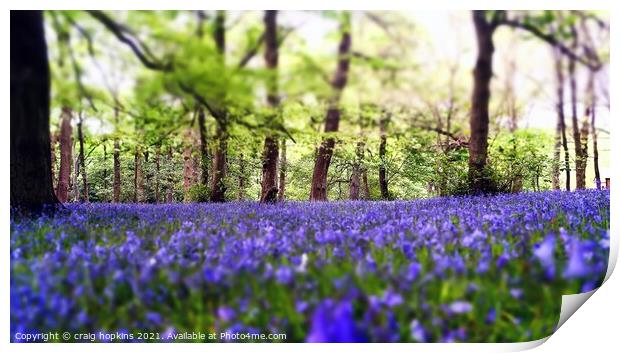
[10,190,610,343]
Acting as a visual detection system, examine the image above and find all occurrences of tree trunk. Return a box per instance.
[166,146,174,203]
[210,123,228,202]
[579,108,589,189]
[278,139,287,201]
[310,13,351,201]
[209,10,228,203]
[57,107,73,203]
[77,113,88,201]
[468,11,496,194]
[197,108,210,187]
[183,128,195,202]
[144,149,153,202]
[10,10,58,211]
[551,46,568,190]
[113,106,121,202]
[379,115,389,200]
[103,143,108,202]
[589,72,601,190]
[134,145,144,203]
[568,26,585,190]
[362,169,370,200]
[261,136,279,203]
[155,145,161,203]
[260,11,281,203]
[349,165,361,200]
[50,130,57,192]
[349,140,364,200]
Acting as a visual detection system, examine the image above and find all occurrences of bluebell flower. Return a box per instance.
[410,319,427,342]
[306,300,367,343]
[563,239,593,279]
[447,301,473,314]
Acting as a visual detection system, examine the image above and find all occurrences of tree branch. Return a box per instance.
[237,31,265,69]
[86,10,173,71]
[499,17,601,71]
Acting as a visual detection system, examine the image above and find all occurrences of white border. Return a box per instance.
[3,1,617,352]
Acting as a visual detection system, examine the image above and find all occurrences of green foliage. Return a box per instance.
[488,130,554,193]
[187,184,211,203]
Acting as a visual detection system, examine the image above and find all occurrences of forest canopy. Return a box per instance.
[11,10,610,208]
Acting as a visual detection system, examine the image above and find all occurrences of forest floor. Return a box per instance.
[10,190,610,342]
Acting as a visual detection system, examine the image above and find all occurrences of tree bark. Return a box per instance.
[50,130,57,192]
[568,26,586,190]
[278,139,287,201]
[362,169,370,200]
[579,107,590,189]
[166,146,174,203]
[310,13,351,201]
[113,106,121,202]
[379,115,389,200]
[10,11,59,211]
[552,45,570,190]
[589,71,601,190]
[260,11,280,203]
[209,10,228,203]
[210,123,228,202]
[57,107,73,203]
[197,108,210,187]
[103,143,108,202]
[468,11,497,194]
[350,139,365,200]
[183,128,195,202]
[155,145,161,203]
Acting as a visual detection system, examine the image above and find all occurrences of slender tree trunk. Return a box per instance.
[134,145,144,203]
[362,169,370,200]
[103,143,108,202]
[468,11,497,194]
[379,115,389,200]
[57,107,73,203]
[278,139,287,201]
[349,169,360,200]
[166,146,174,203]
[50,130,57,192]
[580,108,589,188]
[589,72,601,189]
[210,123,228,202]
[568,26,585,190]
[191,147,200,186]
[113,106,121,202]
[261,135,279,203]
[551,46,567,190]
[77,112,88,202]
[144,149,152,202]
[155,145,161,203]
[350,139,365,200]
[183,128,195,202]
[10,10,58,211]
[260,10,281,203]
[238,153,246,201]
[197,109,210,187]
[310,13,351,201]
[209,10,228,203]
